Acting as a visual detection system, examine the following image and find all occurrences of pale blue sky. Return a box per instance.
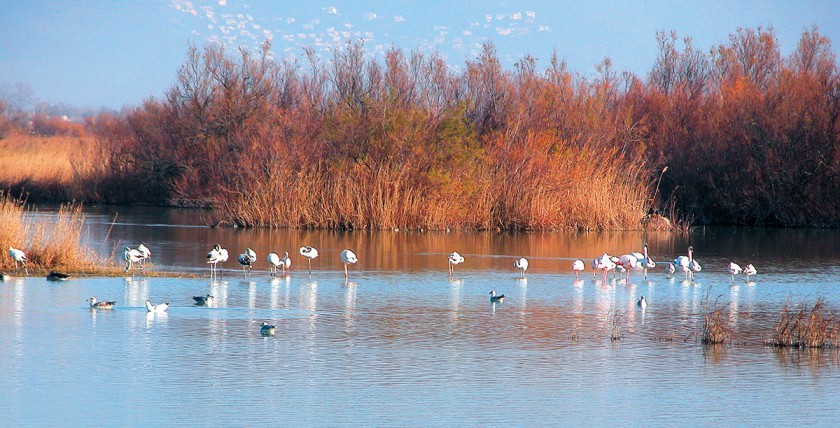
[0,1,836,110]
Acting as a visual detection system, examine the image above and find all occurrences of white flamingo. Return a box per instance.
[206,244,229,277]
[674,246,700,281]
[572,259,585,280]
[9,246,27,275]
[237,248,257,277]
[145,300,170,313]
[340,249,358,278]
[618,253,638,283]
[123,246,144,274]
[744,263,757,280]
[267,252,281,276]
[637,243,656,278]
[513,257,528,278]
[280,252,291,275]
[666,262,676,278]
[595,253,616,283]
[137,243,151,267]
[448,251,464,277]
[728,261,742,282]
[299,246,319,273]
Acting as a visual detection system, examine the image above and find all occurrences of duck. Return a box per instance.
[192,294,214,306]
[88,297,116,309]
[637,296,647,309]
[260,321,276,336]
[46,271,70,282]
[489,290,505,303]
[145,300,170,313]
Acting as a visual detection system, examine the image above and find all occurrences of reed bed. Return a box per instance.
[702,305,732,345]
[768,297,840,349]
[0,192,100,273]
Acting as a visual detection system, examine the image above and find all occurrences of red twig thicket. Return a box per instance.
[82,26,840,229]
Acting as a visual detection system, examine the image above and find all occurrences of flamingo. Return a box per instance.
[340,249,358,278]
[267,252,281,276]
[280,252,291,275]
[666,262,676,278]
[513,257,528,278]
[123,246,145,274]
[744,263,757,280]
[637,296,647,309]
[595,253,616,283]
[728,262,742,282]
[489,290,505,303]
[145,300,170,313]
[9,246,27,275]
[637,243,656,279]
[137,243,151,267]
[260,321,276,336]
[618,253,638,283]
[192,294,214,306]
[674,246,699,281]
[572,259,585,280]
[237,248,257,277]
[207,244,229,277]
[299,246,319,274]
[448,251,464,277]
[88,297,116,309]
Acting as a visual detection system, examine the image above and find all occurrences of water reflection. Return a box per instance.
[123,276,150,307]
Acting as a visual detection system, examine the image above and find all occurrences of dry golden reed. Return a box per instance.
[0,191,99,274]
[769,297,840,349]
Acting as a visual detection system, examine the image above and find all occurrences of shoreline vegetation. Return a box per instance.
[1,26,839,229]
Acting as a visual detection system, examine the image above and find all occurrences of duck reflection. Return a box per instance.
[145,310,169,328]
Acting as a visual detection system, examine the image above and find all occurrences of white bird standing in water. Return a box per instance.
[744,263,757,280]
[299,246,319,274]
[9,246,28,275]
[666,262,676,278]
[513,257,528,278]
[207,244,229,277]
[137,243,151,267]
[267,252,281,276]
[572,259,585,280]
[675,246,700,281]
[728,261,743,282]
[145,300,170,313]
[448,251,464,277]
[340,249,358,278]
[237,248,257,277]
[123,246,145,274]
[280,252,291,276]
[618,253,638,283]
[595,253,616,283]
[638,243,656,279]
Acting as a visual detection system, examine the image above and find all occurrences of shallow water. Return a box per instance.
[3,207,840,426]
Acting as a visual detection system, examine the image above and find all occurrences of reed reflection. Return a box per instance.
[123,276,150,307]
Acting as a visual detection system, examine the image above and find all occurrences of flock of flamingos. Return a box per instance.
[6,242,758,336]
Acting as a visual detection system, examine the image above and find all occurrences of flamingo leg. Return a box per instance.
[344,264,349,278]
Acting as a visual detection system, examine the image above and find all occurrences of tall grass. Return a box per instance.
[0,192,99,273]
[768,297,840,348]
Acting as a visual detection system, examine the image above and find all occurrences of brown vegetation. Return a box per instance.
[768,297,840,348]
[1,25,838,229]
[0,192,100,273]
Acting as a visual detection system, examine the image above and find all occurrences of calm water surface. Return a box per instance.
[2,206,840,426]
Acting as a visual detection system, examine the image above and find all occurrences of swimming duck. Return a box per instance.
[489,290,505,303]
[145,300,170,313]
[260,321,276,336]
[88,297,116,309]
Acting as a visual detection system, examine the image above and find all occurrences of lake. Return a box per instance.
[2,206,840,426]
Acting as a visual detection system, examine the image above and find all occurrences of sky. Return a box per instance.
[0,1,837,111]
